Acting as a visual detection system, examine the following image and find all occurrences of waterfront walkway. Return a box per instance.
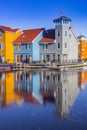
[0,62,87,72]
[12,62,87,71]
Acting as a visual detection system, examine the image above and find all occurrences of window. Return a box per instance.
[0,34,2,38]
[65,42,67,48]
[69,34,71,37]
[58,55,60,62]
[0,55,4,63]
[0,44,4,50]
[16,44,21,50]
[58,43,60,48]
[53,54,55,61]
[82,49,84,52]
[46,44,48,49]
[65,31,67,36]
[42,45,44,49]
[26,44,30,50]
[58,30,60,36]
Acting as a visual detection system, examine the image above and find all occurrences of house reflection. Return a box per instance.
[0,71,43,108]
[14,71,43,104]
[40,70,79,117]
[40,71,57,102]
[0,70,87,117]
[0,72,21,107]
[54,71,79,117]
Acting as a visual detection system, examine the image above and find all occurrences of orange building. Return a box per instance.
[78,35,87,61]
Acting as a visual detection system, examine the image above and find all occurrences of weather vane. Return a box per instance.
[59,11,63,16]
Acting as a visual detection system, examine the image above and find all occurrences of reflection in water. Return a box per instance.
[0,73,21,107]
[0,69,86,118]
[14,71,42,104]
[40,69,87,117]
[78,70,87,89]
[54,71,79,117]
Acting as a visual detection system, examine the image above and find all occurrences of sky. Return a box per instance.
[0,0,87,36]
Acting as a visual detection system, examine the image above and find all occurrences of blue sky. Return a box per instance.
[0,0,87,35]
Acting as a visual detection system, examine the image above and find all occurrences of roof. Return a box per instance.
[53,16,71,23]
[77,35,86,39]
[14,28,44,43]
[0,25,19,32]
[39,29,55,43]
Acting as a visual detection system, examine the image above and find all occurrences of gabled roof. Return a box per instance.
[0,25,19,32]
[39,29,55,43]
[14,28,44,43]
[53,16,71,23]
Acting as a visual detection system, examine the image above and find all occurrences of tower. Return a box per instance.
[53,16,78,63]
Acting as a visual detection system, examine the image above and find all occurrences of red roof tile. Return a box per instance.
[14,28,44,43]
[39,29,55,43]
[40,37,54,43]
[0,25,19,32]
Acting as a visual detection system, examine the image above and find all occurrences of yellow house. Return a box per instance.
[0,26,22,63]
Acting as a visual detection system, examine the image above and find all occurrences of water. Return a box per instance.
[0,68,87,130]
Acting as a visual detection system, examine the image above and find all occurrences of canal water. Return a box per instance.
[0,68,87,130]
